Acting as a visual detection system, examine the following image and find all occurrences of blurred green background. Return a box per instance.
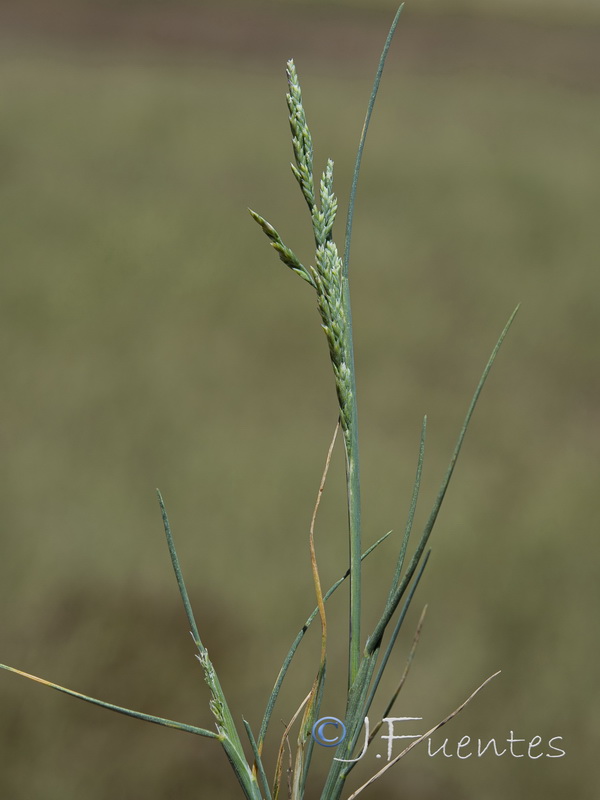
[0,1,598,798]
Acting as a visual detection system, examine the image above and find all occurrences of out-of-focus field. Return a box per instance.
[332,0,600,22]
[0,2,598,799]
[319,0,600,23]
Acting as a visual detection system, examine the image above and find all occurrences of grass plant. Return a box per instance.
[1,5,518,798]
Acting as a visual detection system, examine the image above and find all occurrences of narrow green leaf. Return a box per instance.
[343,3,404,279]
[157,491,250,781]
[389,415,426,598]
[366,306,519,654]
[359,550,431,736]
[243,718,273,800]
[0,663,219,739]
[157,489,203,650]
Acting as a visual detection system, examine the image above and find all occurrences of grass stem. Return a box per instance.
[343,0,404,691]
